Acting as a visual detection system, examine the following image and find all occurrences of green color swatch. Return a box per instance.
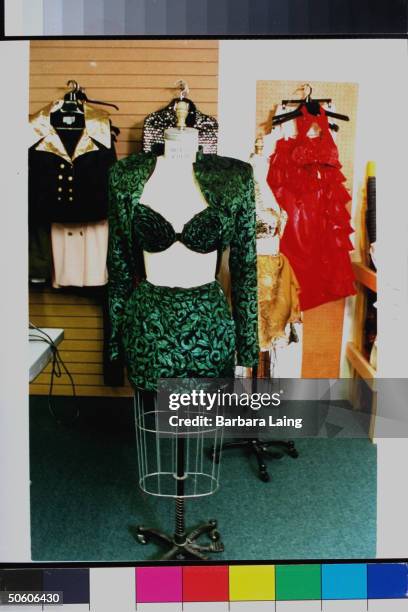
[276,564,321,600]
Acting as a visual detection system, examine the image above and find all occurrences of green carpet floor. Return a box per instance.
[30,396,377,561]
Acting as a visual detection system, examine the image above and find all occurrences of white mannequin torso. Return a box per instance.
[139,128,217,287]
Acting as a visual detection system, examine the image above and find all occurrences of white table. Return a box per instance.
[29,327,64,383]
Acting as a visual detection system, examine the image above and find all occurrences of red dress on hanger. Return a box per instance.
[267,105,356,310]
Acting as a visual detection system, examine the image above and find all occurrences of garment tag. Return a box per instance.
[166,141,196,160]
[62,116,76,125]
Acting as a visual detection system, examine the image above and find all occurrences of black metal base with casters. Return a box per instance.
[136,498,224,560]
[213,438,299,482]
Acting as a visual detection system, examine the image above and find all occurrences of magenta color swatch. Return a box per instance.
[135,567,183,603]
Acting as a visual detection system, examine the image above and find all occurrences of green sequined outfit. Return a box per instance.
[122,280,236,389]
[108,151,259,391]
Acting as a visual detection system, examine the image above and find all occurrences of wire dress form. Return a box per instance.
[125,97,227,560]
[134,390,223,499]
[134,389,224,560]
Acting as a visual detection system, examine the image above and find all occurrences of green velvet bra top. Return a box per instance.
[134,203,223,253]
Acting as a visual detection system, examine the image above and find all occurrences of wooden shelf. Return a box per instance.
[352,261,377,293]
[346,341,376,382]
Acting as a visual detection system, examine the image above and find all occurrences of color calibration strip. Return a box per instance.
[1,564,408,610]
[136,563,408,608]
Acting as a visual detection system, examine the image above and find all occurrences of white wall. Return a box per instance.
[23,0,44,36]
[218,39,408,557]
[4,0,24,36]
[0,42,31,561]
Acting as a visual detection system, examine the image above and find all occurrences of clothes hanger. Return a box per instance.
[74,85,121,137]
[51,80,86,131]
[272,84,349,129]
[51,80,120,134]
[170,79,197,123]
[77,87,119,111]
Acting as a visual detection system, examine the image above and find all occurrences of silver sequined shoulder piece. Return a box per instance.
[142,103,218,154]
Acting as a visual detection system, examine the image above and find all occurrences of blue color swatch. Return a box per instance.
[322,563,367,600]
[367,563,408,599]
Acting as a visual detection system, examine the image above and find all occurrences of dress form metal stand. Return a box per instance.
[214,436,298,482]
[134,390,224,560]
[214,359,299,482]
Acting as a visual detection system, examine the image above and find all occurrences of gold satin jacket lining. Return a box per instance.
[29,100,112,163]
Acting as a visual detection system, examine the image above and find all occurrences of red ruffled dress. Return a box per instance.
[267,105,356,310]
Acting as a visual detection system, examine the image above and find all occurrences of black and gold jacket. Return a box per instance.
[29,101,117,224]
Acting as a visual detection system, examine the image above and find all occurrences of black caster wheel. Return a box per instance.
[208,519,218,528]
[260,471,270,482]
[289,449,299,458]
[136,527,149,545]
[137,534,148,545]
[209,529,221,541]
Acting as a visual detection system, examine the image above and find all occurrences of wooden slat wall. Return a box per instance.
[29,40,219,397]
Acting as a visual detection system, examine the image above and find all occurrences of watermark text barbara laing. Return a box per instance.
[168,413,303,429]
[156,377,408,439]
[167,389,303,430]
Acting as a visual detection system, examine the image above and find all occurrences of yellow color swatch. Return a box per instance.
[229,565,275,601]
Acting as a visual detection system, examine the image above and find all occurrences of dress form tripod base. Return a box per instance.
[136,499,223,560]
[214,439,298,482]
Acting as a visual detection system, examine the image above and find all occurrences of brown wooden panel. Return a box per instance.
[30,74,218,90]
[116,141,140,157]
[31,48,218,63]
[30,100,218,116]
[29,291,100,305]
[100,116,145,128]
[111,127,141,142]
[41,362,104,375]
[30,61,218,76]
[33,372,107,385]
[346,342,376,381]
[27,109,146,128]
[30,303,101,316]
[352,262,377,293]
[30,385,133,397]
[302,300,346,378]
[31,88,217,104]
[60,351,103,363]
[61,328,104,340]
[58,340,103,351]
[30,316,102,329]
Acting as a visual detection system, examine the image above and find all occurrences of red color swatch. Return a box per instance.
[183,565,229,602]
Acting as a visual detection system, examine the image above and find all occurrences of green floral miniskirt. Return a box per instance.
[122,280,236,391]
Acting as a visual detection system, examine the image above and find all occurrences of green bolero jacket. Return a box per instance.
[107,150,259,371]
